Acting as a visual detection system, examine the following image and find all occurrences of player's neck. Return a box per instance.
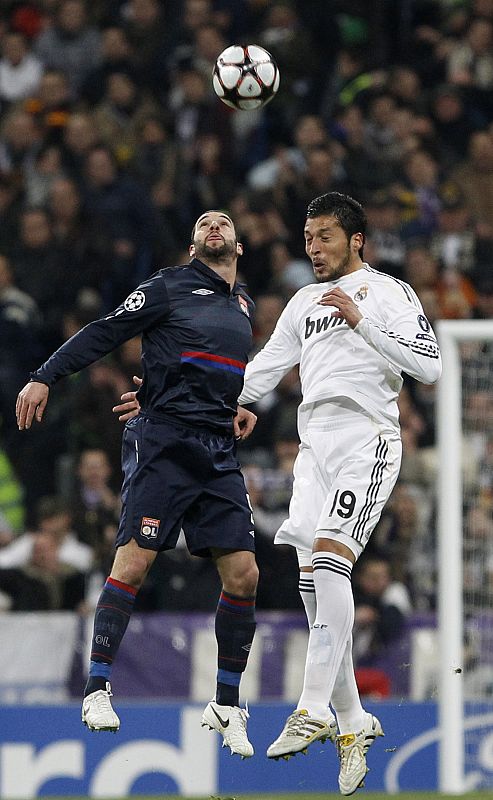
[202,259,237,289]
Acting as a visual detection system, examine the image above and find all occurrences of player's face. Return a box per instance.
[304,215,360,283]
[190,211,241,262]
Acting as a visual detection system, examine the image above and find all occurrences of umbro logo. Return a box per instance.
[192,288,214,295]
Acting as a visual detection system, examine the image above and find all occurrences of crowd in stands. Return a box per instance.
[0,0,492,672]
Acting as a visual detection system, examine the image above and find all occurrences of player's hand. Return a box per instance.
[234,406,257,441]
[16,381,49,430]
[112,375,142,422]
[317,287,363,329]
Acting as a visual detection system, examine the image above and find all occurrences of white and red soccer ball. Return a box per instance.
[213,44,280,111]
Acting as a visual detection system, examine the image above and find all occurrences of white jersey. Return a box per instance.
[238,264,442,429]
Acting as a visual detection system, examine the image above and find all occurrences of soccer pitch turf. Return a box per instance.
[40,794,493,800]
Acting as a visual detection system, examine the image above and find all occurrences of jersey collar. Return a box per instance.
[191,257,244,295]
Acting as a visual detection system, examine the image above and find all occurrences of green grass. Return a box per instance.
[36,794,493,800]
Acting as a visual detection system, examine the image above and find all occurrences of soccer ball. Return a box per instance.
[213,44,280,111]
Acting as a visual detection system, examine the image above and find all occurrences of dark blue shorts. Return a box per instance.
[116,415,255,557]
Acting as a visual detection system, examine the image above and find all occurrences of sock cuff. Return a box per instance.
[219,591,255,609]
[106,576,138,597]
[299,573,315,592]
[312,552,352,580]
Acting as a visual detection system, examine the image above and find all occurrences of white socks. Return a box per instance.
[299,569,366,732]
[298,552,364,728]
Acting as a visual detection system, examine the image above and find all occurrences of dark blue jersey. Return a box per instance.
[31,258,255,434]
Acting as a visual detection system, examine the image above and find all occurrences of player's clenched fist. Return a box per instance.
[16,381,49,430]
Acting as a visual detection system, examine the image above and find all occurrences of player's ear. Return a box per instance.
[352,233,364,252]
[236,241,243,256]
[189,243,195,257]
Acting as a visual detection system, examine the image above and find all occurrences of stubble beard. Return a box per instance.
[194,239,237,264]
[314,246,352,283]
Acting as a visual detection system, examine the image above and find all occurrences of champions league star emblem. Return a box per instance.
[354,285,368,302]
[124,290,146,311]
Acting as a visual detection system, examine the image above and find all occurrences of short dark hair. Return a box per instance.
[306,192,367,243]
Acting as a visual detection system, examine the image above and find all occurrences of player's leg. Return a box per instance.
[302,424,400,793]
[298,555,364,741]
[267,441,340,760]
[83,415,185,731]
[201,547,258,757]
[186,441,258,758]
[82,539,157,731]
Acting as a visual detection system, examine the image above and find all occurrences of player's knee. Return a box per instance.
[111,547,154,588]
[224,560,258,597]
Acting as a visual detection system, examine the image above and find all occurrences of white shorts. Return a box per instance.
[275,407,402,565]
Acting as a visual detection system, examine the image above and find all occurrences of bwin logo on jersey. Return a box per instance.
[124,290,146,311]
[305,314,345,339]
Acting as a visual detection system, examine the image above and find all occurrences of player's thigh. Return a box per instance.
[183,470,256,558]
[116,416,195,552]
[315,423,402,556]
[276,438,328,551]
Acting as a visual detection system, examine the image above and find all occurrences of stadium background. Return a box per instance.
[0,0,492,797]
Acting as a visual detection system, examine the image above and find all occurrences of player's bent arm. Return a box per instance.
[238,308,301,405]
[353,312,442,384]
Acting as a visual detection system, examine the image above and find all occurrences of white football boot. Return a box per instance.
[336,713,384,795]
[201,700,254,758]
[267,709,338,760]
[82,681,120,732]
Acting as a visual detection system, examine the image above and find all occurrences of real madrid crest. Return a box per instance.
[354,285,368,302]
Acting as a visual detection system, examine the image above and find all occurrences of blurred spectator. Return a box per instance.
[398,148,442,239]
[472,277,493,318]
[81,144,159,305]
[243,434,301,610]
[0,106,40,176]
[0,447,24,536]
[47,176,109,294]
[0,530,86,610]
[119,0,174,95]
[365,189,406,279]
[0,254,41,458]
[452,130,493,237]
[267,239,313,298]
[93,69,160,166]
[0,496,93,572]
[131,112,179,192]
[34,0,102,92]
[429,84,478,166]
[60,110,100,180]
[248,113,329,193]
[80,25,134,107]
[446,15,493,121]
[24,142,64,206]
[71,448,120,551]
[181,131,237,223]
[0,30,43,106]
[403,243,476,319]
[24,69,73,145]
[0,174,23,256]
[430,182,477,275]
[352,553,412,664]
